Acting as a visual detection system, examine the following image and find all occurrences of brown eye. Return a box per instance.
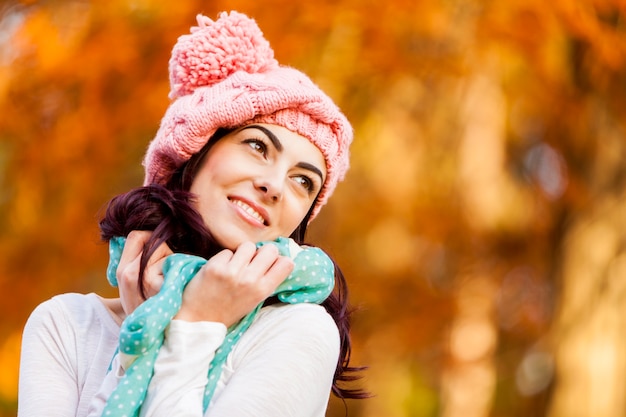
[245,139,267,155]
[293,175,314,192]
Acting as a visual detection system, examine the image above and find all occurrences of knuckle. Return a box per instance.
[253,284,268,298]
[259,244,279,256]
[117,266,137,286]
[145,275,162,291]
[213,249,233,263]
[127,230,149,241]
[224,264,241,279]
[240,241,255,250]
[203,261,229,280]
[238,241,256,255]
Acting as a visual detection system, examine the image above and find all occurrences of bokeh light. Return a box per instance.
[2,1,626,416]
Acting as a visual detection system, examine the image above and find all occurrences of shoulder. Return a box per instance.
[20,294,121,416]
[24,293,119,338]
[234,303,340,359]
[28,292,104,321]
[210,304,340,414]
[257,303,338,338]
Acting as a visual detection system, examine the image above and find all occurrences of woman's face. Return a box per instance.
[190,123,326,250]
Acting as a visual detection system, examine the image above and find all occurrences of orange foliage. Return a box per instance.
[1,0,626,416]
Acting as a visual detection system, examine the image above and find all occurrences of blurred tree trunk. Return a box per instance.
[548,190,626,417]
[546,11,626,413]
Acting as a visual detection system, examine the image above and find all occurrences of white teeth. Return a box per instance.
[233,199,265,224]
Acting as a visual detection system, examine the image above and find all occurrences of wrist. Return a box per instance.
[174,308,230,325]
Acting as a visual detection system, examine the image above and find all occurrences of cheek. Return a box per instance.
[190,157,229,195]
[278,197,312,232]
[189,172,220,217]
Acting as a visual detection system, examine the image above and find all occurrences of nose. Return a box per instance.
[254,172,284,203]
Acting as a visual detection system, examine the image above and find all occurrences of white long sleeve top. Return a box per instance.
[18,292,340,417]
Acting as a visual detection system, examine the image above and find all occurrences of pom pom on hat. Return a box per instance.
[143,11,353,221]
[169,11,279,99]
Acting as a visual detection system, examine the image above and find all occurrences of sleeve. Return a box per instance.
[88,322,221,417]
[207,304,340,417]
[136,304,339,417]
[18,298,80,417]
[86,353,123,417]
[138,320,227,417]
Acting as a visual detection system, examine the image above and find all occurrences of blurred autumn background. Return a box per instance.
[1,0,626,416]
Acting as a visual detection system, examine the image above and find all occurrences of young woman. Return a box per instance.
[18,11,365,417]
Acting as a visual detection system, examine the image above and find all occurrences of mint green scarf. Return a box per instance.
[102,236,334,416]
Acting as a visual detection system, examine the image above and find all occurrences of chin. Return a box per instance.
[215,231,258,250]
[213,226,285,250]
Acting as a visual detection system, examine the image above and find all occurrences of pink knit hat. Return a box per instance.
[143,11,353,220]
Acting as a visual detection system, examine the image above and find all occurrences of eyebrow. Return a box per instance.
[242,124,283,151]
[296,162,325,184]
[241,124,325,183]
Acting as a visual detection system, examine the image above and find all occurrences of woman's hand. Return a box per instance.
[175,241,294,327]
[116,230,173,316]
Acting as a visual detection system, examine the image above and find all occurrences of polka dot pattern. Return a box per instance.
[103,236,334,416]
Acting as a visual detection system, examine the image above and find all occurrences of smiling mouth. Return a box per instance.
[229,198,268,226]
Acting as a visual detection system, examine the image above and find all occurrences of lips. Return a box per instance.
[229,197,269,226]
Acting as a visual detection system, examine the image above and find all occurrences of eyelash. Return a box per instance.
[243,137,316,193]
[244,138,268,156]
[294,175,314,193]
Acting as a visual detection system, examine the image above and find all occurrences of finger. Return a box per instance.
[228,241,257,270]
[258,256,294,293]
[143,258,166,298]
[117,255,144,315]
[246,244,280,276]
[116,231,156,315]
[142,242,172,297]
[209,248,235,264]
[146,240,174,268]
[118,230,152,265]
[116,231,150,292]
[116,230,152,289]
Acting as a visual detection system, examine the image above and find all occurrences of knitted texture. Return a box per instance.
[142,11,353,220]
[103,236,335,416]
[169,12,278,99]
